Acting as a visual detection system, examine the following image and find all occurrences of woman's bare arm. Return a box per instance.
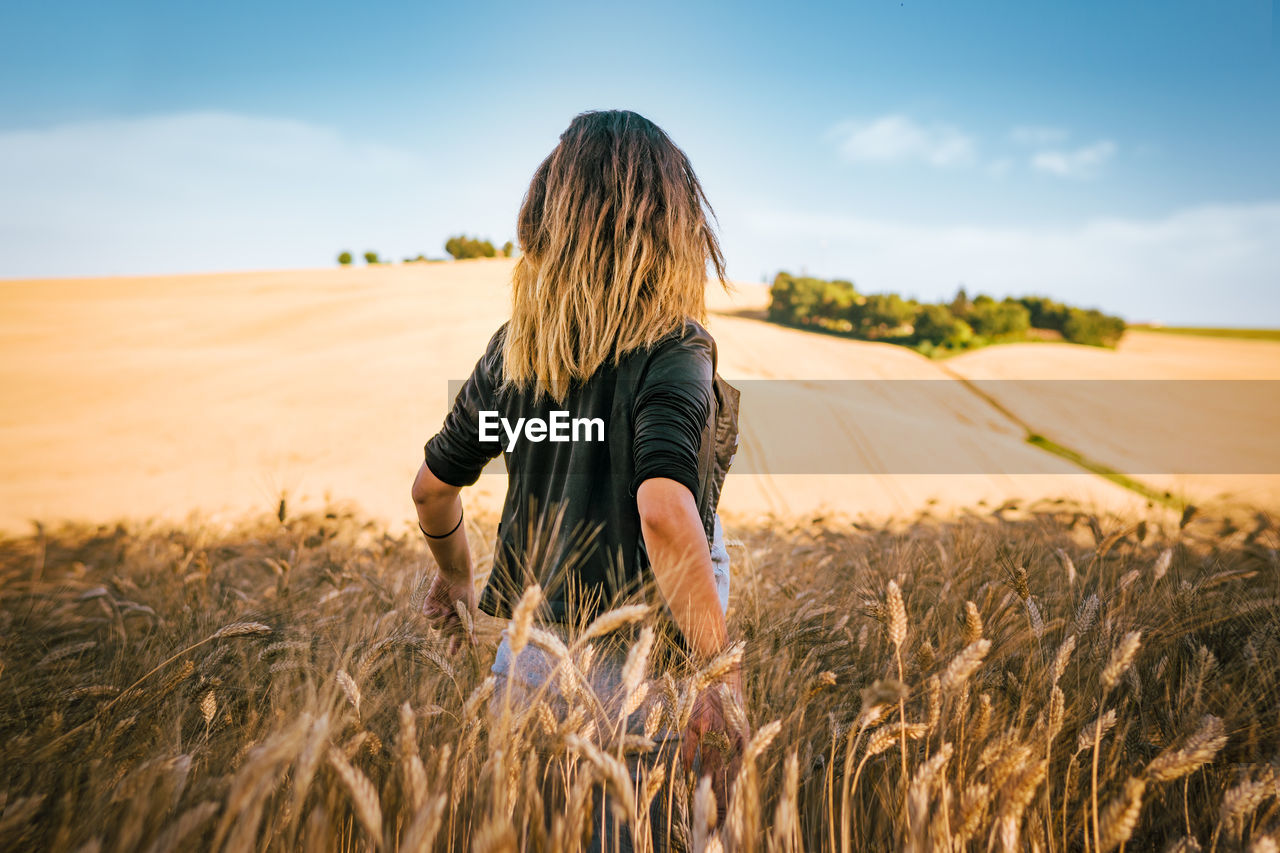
[411,460,475,652]
[636,477,728,661]
[637,476,746,822]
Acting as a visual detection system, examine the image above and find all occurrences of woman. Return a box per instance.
[410,109,745,849]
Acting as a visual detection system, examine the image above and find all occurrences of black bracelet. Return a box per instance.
[420,508,464,539]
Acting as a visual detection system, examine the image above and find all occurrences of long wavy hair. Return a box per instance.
[501,109,728,402]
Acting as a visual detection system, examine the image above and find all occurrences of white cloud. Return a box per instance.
[1010,125,1068,145]
[740,201,1280,325]
[828,115,975,167]
[0,112,518,277]
[1031,140,1117,179]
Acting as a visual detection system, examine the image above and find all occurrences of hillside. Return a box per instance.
[2,261,1276,534]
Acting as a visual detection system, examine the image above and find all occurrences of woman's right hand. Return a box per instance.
[422,573,476,655]
[681,667,749,827]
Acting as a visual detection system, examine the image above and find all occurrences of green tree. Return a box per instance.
[768,273,859,327]
[502,241,515,258]
[913,304,974,348]
[816,279,858,326]
[1018,295,1071,331]
[445,235,497,260]
[847,293,917,338]
[968,296,1030,339]
[363,251,380,265]
[1062,308,1126,347]
[337,251,352,266]
[768,272,809,324]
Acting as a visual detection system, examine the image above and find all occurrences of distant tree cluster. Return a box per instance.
[336,236,517,267]
[445,235,497,260]
[768,273,1125,355]
[1017,294,1127,348]
[335,250,385,265]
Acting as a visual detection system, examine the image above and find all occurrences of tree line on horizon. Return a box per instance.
[337,235,515,266]
[767,272,1126,355]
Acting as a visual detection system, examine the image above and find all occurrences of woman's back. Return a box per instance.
[423,315,728,625]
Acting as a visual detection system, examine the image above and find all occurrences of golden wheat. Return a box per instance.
[3,501,1279,850]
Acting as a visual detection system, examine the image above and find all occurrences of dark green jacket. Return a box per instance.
[422,318,740,624]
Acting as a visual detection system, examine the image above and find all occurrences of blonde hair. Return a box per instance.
[501,110,728,402]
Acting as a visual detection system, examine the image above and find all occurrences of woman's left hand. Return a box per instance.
[423,573,476,655]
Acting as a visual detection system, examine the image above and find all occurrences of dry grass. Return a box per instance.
[1,499,1278,851]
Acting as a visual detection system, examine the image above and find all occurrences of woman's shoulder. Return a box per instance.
[490,320,511,348]
[481,321,510,362]
[651,317,715,357]
[468,322,510,389]
[636,317,716,381]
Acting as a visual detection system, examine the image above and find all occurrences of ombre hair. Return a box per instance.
[501,110,728,403]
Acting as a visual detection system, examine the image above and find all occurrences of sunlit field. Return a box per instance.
[7,1,1279,850]
[1127,326,1280,343]
[3,499,1276,851]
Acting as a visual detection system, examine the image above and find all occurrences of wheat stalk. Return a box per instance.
[1219,768,1277,839]
[327,747,383,848]
[864,721,927,758]
[564,734,637,823]
[1145,715,1226,783]
[1076,593,1100,634]
[622,625,660,717]
[39,620,271,754]
[399,793,446,853]
[1093,628,1142,853]
[1025,597,1045,641]
[1055,547,1077,586]
[38,640,97,667]
[577,604,649,644]
[692,774,717,853]
[1077,709,1118,754]
[199,691,216,726]
[692,641,745,692]
[1101,630,1143,691]
[212,621,272,639]
[884,578,912,836]
[941,638,990,693]
[1098,776,1146,852]
[908,741,953,846]
[143,801,219,853]
[336,669,361,718]
[1051,634,1077,685]
[397,701,429,813]
[1152,548,1173,581]
[507,583,542,657]
[963,601,984,645]
[886,580,908,649]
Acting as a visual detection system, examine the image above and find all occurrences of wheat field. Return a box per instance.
[8,261,1279,533]
[2,498,1277,852]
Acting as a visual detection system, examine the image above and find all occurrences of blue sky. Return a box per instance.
[1,0,1276,324]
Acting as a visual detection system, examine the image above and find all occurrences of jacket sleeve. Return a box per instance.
[628,325,714,499]
[423,325,507,487]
